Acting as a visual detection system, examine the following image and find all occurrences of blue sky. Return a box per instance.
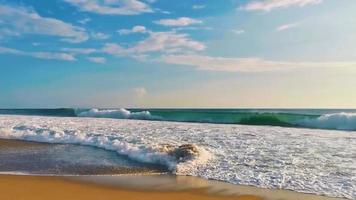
[1,0,356,108]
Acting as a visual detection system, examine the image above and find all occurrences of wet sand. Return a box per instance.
[0,139,166,175]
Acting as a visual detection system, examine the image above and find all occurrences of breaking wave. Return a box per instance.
[0,122,210,174]
[75,108,159,120]
[297,112,356,131]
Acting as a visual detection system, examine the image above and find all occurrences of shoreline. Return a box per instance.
[0,139,349,200]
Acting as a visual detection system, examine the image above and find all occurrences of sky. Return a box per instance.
[1,0,356,108]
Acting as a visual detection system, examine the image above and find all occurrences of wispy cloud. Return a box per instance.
[64,0,153,15]
[232,29,245,35]
[87,56,106,63]
[160,54,356,72]
[0,28,21,38]
[173,26,213,32]
[0,46,75,61]
[78,17,91,25]
[61,48,96,54]
[91,32,111,40]
[154,17,202,27]
[243,0,323,11]
[276,22,301,31]
[0,5,88,43]
[118,25,148,35]
[103,31,205,56]
[192,5,206,9]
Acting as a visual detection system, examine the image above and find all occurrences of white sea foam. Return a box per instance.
[0,115,355,199]
[297,112,356,131]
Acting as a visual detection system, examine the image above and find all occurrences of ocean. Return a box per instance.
[1,108,356,130]
[0,108,355,199]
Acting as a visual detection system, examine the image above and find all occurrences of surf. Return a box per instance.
[0,114,355,199]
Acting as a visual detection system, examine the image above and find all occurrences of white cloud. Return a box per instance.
[0,5,88,43]
[276,22,301,31]
[33,52,75,61]
[87,56,106,63]
[61,48,97,54]
[91,32,111,40]
[103,31,205,56]
[78,17,91,24]
[0,28,21,38]
[160,54,356,72]
[232,29,245,34]
[173,26,213,32]
[0,46,76,61]
[192,5,206,9]
[243,0,323,11]
[102,43,127,55]
[118,25,148,35]
[0,47,21,54]
[133,31,205,52]
[154,17,203,27]
[160,10,171,14]
[64,0,153,15]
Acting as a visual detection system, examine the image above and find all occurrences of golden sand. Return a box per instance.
[0,175,260,200]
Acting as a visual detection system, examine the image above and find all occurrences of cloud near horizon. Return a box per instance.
[86,56,106,63]
[160,54,356,72]
[276,22,301,31]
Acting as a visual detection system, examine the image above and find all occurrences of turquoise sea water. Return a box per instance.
[1,108,356,130]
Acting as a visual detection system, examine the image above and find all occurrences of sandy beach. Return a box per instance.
[0,173,348,200]
[0,174,263,200]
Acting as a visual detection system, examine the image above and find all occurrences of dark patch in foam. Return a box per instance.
[161,144,200,162]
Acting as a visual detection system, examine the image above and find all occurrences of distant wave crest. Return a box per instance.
[75,108,159,120]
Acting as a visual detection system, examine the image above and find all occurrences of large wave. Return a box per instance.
[297,112,356,131]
